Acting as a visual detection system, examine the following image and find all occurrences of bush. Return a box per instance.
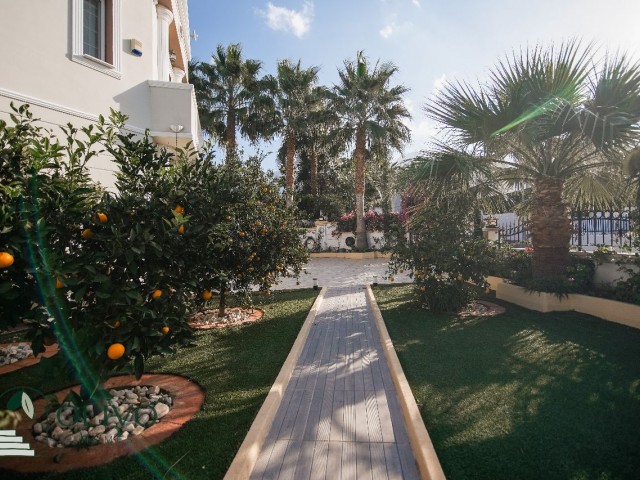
[387,197,491,312]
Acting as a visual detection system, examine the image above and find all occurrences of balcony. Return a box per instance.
[147,80,202,150]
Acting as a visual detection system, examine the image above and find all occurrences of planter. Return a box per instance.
[0,343,59,375]
[1,374,204,474]
[494,280,640,330]
[310,251,391,259]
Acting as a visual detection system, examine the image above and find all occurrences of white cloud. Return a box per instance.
[432,74,449,94]
[257,2,314,38]
[412,0,421,7]
[379,23,396,39]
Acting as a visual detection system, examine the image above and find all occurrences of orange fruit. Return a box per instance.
[96,212,108,224]
[161,326,170,335]
[178,224,185,235]
[114,320,121,328]
[174,205,185,214]
[55,279,64,289]
[202,290,212,301]
[107,343,125,360]
[239,231,246,237]
[0,252,15,269]
[152,289,163,300]
[82,228,93,239]
[261,228,267,235]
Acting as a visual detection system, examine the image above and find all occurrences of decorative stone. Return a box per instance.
[132,425,145,436]
[89,425,106,437]
[33,422,43,435]
[155,403,170,419]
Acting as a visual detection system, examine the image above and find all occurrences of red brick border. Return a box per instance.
[188,307,264,330]
[0,343,59,376]
[0,374,205,473]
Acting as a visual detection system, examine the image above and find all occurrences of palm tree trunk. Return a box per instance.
[225,110,236,160]
[285,133,296,208]
[354,127,368,249]
[310,151,319,197]
[530,178,571,278]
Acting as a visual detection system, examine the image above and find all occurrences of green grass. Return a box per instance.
[0,288,318,480]
[373,284,640,480]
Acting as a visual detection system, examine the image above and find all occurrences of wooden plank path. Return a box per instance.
[250,286,420,480]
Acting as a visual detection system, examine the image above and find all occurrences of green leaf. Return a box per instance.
[7,391,22,411]
[134,354,144,380]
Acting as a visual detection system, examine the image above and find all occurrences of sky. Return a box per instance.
[187,0,640,172]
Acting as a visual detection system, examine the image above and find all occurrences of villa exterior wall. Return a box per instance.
[0,0,200,190]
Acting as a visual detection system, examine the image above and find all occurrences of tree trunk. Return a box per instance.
[310,151,319,197]
[285,133,296,208]
[530,178,571,278]
[218,284,227,318]
[225,109,236,161]
[354,127,368,249]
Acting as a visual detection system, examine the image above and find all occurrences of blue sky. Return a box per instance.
[188,0,640,171]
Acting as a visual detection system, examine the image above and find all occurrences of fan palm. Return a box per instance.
[190,44,275,159]
[269,60,321,207]
[333,51,411,249]
[424,41,640,277]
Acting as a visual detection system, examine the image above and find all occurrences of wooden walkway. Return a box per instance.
[250,286,420,480]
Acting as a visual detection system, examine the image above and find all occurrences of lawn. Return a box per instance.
[0,288,318,480]
[373,284,640,480]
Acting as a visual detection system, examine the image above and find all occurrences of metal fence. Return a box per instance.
[498,209,636,249]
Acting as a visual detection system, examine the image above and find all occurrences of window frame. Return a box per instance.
[72,0,121,79]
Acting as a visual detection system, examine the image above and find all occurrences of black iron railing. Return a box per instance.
[498,209,636,248]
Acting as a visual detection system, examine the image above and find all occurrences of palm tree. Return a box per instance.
[190,44,275,159]
[297,94,345,198]
[270,59,321,207]
[425,41,640,278]
[333,51,411,249]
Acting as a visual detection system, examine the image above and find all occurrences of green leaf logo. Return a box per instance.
[6,391,34,419]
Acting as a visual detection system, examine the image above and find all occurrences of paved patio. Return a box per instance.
[249,286,420,479]
[272,258,412,290]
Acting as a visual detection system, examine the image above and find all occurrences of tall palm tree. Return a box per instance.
[425,41,640,277]
[297,94,345,198]
[333,51,411,249]
[270,59,321,207]
[190,44,275,159]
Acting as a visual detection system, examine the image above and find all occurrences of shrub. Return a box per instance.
[388,197,491,312]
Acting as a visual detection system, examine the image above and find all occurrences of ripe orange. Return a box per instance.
[55,279,64,289]
[0,252,15,269]
[161,326,170,335]
[178,224,185,235]
[114,320,121,328]
[82,228,93,239]
[261,228,267,235]
[96,212,108,224]
[174,205,185,214]
[152,289,163,300]
[107,343,125,360]
[202,290,212,301]
[239,231,246,237]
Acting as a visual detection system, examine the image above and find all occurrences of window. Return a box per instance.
[83,0,103,60]
[72,0,121,78]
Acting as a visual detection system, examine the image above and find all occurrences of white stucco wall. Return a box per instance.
[0,0,164,190]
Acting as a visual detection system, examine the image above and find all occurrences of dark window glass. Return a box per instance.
[83,0,101,58]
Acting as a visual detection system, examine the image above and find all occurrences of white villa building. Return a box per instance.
[0,0,202,189]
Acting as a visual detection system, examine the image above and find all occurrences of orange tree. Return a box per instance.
[0,104,101,341]
[1,108,198,398]
[175,153,308,316]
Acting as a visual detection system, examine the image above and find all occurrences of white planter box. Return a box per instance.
[494,280,640,330]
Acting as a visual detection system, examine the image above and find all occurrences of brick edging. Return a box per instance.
[366,286,447,480]
[224,287,327,480]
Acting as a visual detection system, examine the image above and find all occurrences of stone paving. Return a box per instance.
[249,286,420,480]
[272,258,412,290]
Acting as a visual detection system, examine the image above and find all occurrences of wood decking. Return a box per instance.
[250,286,420,480]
